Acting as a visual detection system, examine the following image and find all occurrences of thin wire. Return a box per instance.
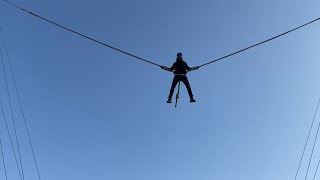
[0,27,42,180]
[0,99,23,180]
[1,0,161,67]
[0,139,8,180]
[0,48,25,180]
[198,17,320,68]
[312,160,320,180]
[304,101,320,180]
[294,99,320,180]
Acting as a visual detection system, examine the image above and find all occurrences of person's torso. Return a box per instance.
[173,61,188,74]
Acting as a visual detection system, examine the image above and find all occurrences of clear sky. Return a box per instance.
[1,0,320,180]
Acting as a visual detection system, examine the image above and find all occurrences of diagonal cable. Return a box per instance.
[0,47,25,179]
[0,27,42,180]
[304,100,320,180]
[0,99,23,180]
[0,138,8,180]
[294,99,320,180]
[1,0,161,67]
[312,160,320,180]
[1,49,24,180]
[198,17,320,68]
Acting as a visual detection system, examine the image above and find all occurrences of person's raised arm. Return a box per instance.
[185,62,192,71]
[185,62,199,72]
[190,66,199,71]
[160,66,173,72]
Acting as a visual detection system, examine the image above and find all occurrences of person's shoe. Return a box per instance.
[167,99,172,103]
[190,98,196,103]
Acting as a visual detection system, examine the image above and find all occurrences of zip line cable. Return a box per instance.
[2,0,320,69]
[0,139,8,180]
[304,101,320,180]
[294,100,320,180]
[1,0,161,67]
[0,99,23,180]
[0,27,42,180]
[0,48,25,180]
[312,160,320,180]
[198,17,320,67]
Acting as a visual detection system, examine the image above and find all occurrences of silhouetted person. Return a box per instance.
[161,52,199,103]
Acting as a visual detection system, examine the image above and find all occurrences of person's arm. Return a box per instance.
[161,63,174,72]
[190,66,199,71]
[169,62,176,71]
[185,62,192,71]
[185,62,199,72]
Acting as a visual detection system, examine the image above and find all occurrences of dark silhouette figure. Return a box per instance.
[161,52,199,103]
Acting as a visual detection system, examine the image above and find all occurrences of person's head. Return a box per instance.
[176,52,183,61]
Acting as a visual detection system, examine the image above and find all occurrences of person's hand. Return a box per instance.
[161,66,172,72]
[161,66,167,70]
[189,66,199,71]
[193,66,199,70]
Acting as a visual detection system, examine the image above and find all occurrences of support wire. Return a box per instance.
[0,138,8,180]
[0,27,42,180]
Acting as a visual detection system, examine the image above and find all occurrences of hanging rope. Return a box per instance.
[174,82,181,108]
[198,17,320,68]
[1,0,161,67]
[0,27,42,180]
[0,139,8,180]
[294,99,320,180]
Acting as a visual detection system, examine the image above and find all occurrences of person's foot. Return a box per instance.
[190,98,196,103]
[167,99,172,103]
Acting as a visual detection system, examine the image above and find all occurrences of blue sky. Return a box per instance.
[1,0,320,180]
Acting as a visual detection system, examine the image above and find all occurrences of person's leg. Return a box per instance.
[168,76,179,102]
[181,76,196,102]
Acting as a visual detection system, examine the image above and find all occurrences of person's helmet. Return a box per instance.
[177,52,183,57]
